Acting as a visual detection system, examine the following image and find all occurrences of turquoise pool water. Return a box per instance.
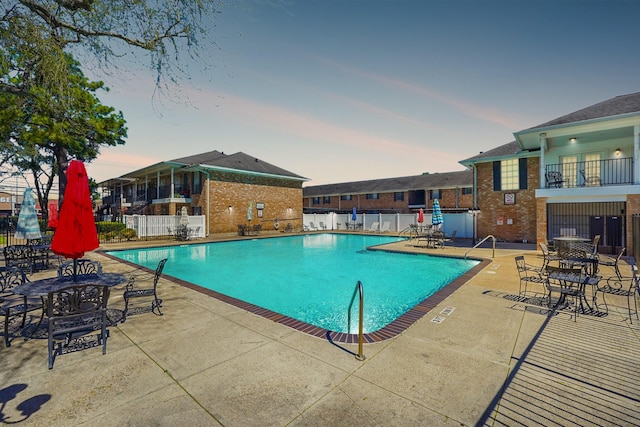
[107,234,478,333]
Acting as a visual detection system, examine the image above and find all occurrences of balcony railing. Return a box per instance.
[544,157,634,189]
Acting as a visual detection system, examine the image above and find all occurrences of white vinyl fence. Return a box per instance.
[302,212,473,238]
[123,215,206,238]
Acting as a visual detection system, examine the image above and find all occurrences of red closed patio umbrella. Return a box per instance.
[51,160,99,280]
[47,200,59,230]
[417,208,424,224]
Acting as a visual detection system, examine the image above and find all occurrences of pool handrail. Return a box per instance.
[347,280,365,361]
[464,235,496,259]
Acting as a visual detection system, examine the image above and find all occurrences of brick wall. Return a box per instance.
[303,187,473,213]
[197,176,302,234]
[476,158,539,243]
[626,194,640,258]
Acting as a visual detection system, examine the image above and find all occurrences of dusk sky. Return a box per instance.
[84,0,640,187]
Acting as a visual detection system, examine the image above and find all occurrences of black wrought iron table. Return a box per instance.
[13,273,128,297]
[13,273,129,335]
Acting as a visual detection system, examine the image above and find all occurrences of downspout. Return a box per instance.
[472,165,478,209]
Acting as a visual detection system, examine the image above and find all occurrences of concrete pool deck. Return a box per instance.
[1,234,639,426]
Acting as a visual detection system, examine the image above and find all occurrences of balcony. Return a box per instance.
[544,157,633,189]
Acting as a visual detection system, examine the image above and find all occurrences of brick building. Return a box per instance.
[461,92,640,257]
[302,171,473,215]
[98,151,307,235]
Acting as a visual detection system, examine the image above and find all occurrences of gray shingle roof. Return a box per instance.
[303,170,472,197]
[525,92,640,130]
[459,141,523,164]
[172,151,307,180]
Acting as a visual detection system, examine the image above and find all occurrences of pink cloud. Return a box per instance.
[312,56,525,130]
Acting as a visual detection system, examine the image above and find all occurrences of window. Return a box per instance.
[462,187,473,195]
[394,192,404,201]
[312,197,320,205]
[583,152,601,186]
[340,195,352,201]
[366,193,379,200]
[500,159,519,190]
[430,189,441,199]
[561,155,578,187]
[323,196,330,204]
[493,158,528,191]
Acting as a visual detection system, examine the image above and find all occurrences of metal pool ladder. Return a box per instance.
[464,235,496,259]
[348,280,366,361]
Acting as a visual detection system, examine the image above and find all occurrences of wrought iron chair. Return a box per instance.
[515,256,546,298]
[545,171,565,188]
[47,284,110,369]
[122,258,168,322]
[598,247,626,279]
[0,266,43,347]
[596,265,639,324]
[539,242,561,269]
[58,259,103,277]
[3,245,35,274]
[544,265,585,321]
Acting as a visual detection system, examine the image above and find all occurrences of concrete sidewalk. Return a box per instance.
[1,238,639,426]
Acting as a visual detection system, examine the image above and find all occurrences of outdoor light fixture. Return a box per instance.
[228,205,232,213]
[569,137,577,143]
[615,148,621,156]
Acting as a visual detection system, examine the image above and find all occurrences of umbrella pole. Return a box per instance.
[73,259,77,282]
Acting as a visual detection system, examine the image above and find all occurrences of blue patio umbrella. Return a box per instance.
[432,199,443,230]
[351,207,357,222]
[15,188,42,240]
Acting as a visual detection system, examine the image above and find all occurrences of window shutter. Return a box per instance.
[493,161,501,191]
[519,158,528,190]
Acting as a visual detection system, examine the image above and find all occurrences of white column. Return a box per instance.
[539,133,547,187]
[634,125,640,184]
[170,168,175,197]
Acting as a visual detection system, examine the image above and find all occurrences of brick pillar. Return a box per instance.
[536,197,547,246]
[626,194,640,258]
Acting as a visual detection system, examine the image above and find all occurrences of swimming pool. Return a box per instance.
[107,234,480,338]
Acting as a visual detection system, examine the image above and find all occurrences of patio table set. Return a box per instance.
[0,161,167,369]
[517,237,637,322]
[2,257,167,368]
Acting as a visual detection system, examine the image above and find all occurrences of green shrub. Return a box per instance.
[96,221,126,233]
[120,228,137,240]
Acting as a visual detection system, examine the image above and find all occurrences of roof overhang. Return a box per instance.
[184,164,308,182]
[514,113,640,151]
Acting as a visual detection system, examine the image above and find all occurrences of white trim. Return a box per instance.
[195,164,307,182]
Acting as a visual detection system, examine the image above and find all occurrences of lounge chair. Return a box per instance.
[318,222,327,230]
[366,222,380,233]
[380,221,391,233]
[308,222,318,231]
